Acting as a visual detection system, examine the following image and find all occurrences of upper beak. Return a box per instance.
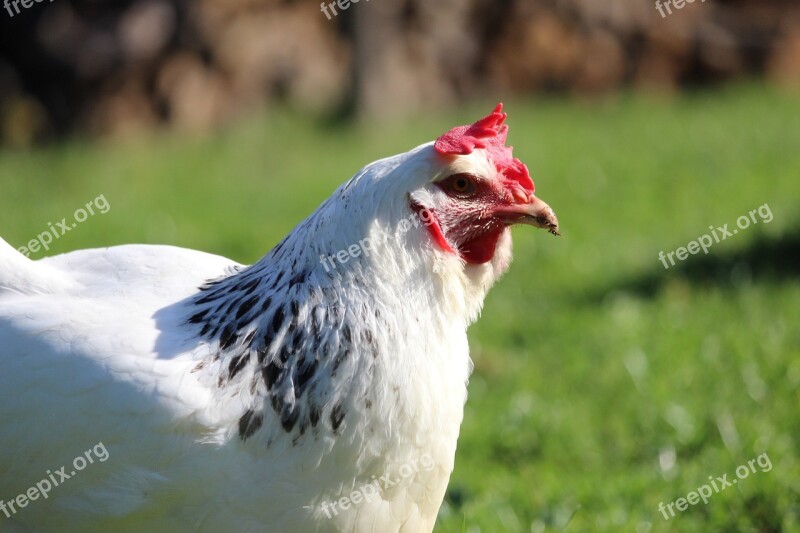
[497,196,560,236]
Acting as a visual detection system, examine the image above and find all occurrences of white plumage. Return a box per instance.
[0,106,557,532]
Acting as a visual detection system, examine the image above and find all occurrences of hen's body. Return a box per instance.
[0,146,476,532]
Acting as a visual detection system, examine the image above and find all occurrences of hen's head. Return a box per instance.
[394,104,558,278]
[410,104,558,266]
[317,104,558,319]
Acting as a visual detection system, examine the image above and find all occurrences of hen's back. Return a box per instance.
[0,239,241,530]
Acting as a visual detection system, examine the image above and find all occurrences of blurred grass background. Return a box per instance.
[1,83,799,531]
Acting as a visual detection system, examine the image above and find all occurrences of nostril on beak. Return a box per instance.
[511,188,530,204]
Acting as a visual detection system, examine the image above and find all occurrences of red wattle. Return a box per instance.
[459,228,504,264]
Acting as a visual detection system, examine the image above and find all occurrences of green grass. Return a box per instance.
[1,83,799,532]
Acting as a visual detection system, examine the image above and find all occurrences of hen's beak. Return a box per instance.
[497,196,560,236]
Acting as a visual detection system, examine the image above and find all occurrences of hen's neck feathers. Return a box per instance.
[185,144,500,450]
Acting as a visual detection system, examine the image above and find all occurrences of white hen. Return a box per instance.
[0,105,558,532]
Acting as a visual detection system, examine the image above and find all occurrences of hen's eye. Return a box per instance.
[444,174,478,197]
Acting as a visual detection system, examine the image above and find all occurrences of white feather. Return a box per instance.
[0,143,514,532]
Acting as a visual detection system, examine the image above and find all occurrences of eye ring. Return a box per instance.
[444,174,478,197]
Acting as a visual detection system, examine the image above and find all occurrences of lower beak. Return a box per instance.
[497,196,560,236]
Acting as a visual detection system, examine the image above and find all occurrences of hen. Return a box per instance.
[0,104,558,532]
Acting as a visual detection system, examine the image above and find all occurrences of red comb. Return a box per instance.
[434,103,534,193]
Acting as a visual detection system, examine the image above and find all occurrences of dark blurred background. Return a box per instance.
[1,0,799,145]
